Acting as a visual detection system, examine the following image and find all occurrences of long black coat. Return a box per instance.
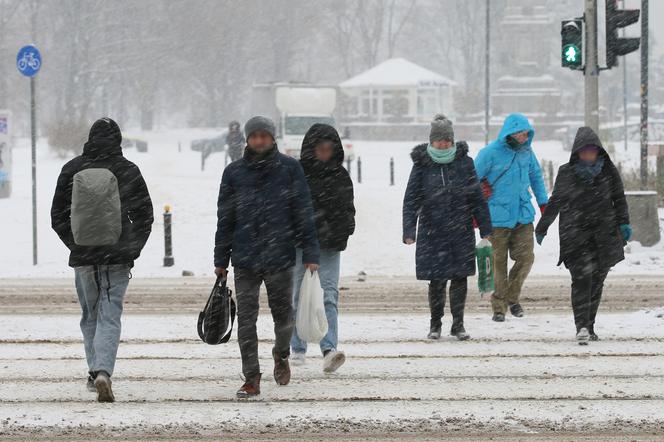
[403,142,492,281]
[300,124,355,251]
[536,127,629,269]
[51,122,154,268]
[214,145,320,272]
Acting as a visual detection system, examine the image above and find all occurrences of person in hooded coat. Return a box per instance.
[226,120,245,163]
[403,115,492,340]
[290,123,355,372]
[536,126,631,345]
[474,113,548,322]
[51,118,154,403]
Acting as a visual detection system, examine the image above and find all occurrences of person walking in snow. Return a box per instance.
[226,120,245,163]
[51,118,154,403]
[214,115,319,398]
[290,123,355,372]
[474,113,548,322]
[535,127,631,345]
[403,115,492,340]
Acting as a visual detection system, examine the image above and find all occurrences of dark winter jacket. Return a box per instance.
[51,118,154,268]
[214,144,320,272]
[226,124,245,162]
[403,142,492,281]
[536,127,629,269]
[300,124,355,251]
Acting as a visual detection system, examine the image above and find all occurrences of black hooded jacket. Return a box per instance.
[299,124,355,251]
[536,126,629,269]
[51,118,154,267]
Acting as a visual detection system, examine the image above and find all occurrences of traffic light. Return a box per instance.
[606,0,640,69]
[561,19,583,69]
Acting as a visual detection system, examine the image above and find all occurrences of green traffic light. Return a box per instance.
[562,44,582,67]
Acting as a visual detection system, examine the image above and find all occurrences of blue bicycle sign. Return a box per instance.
[16,45,42,77]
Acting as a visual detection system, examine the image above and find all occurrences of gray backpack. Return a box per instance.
[71,168,122,246]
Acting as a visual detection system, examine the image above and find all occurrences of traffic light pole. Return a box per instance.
[640,0,648,189]
[584,0,600,133]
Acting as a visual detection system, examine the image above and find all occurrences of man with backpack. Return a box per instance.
[474,113,548,322]
[214,115,319,398]
[51,117,153,403]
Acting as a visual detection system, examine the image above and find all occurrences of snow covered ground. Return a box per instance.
[0,129,662,279]
[1,309,663,438]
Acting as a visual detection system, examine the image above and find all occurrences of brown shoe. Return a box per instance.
[236,373,261,398]
[272,348,291,385]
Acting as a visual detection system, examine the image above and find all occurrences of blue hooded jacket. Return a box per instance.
[474,113,548,228]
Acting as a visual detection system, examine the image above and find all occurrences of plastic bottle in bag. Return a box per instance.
[475,238,494,297]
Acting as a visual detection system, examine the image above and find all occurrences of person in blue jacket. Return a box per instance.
[403,115,492,340]
[214,116,320,398]
[474,113,548,322]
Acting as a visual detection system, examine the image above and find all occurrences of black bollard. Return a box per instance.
[390,157,395,186]
[163,205,174,267]
[357,156,362,184]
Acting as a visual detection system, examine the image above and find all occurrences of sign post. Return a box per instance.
[0,111,11,199]
[17,44,42,266]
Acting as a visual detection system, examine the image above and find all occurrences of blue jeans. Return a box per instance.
[74,264,130,377]
[291,248,341,355]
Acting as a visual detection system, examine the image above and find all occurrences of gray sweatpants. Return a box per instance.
[74,264,131,377]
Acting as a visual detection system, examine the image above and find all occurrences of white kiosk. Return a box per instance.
[0,110,11,198]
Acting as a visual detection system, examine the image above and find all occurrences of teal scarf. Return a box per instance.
[427,143,457,164]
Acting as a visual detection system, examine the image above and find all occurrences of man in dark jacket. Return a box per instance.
[226,120,245,163]
[51,117,153,402]
[214,115,319,398]
[403,115,492,340]
[536,126,631,345]
[290,123,355,373]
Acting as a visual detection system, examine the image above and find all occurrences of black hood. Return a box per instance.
[300,123,344,168]
[410,141,469,165]
[83,117,123,158]
[570,126,609,164]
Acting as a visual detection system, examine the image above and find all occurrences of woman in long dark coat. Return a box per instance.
[403,115,492,340]
[536,126,631,345]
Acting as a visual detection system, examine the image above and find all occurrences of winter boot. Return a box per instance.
[427,323,442,339]
[94,371,115,403]
[237,373,261,398]
[272,348,291,385]
[451,325,470,341]
[492,313,505,322]
[291,352,306,366]
[509,303,524,318]
[588,325,599,341]
[323,350,346,373]
[576,327,590,346]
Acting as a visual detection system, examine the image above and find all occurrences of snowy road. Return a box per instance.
[1,307,663,439]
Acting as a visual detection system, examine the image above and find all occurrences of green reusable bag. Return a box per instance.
[475,238,494,297]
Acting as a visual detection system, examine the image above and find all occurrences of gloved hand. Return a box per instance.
[619,224,632,242]
[536,233,546,245]
[539,204,547,215]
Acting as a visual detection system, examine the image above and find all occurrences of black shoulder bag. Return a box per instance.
[197,276,236,344]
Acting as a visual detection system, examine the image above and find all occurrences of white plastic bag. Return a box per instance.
[296,270,328,342]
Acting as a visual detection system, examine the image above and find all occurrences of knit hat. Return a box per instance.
[429,114,454,143]
[244,116,276,140]
[579,144,600,153]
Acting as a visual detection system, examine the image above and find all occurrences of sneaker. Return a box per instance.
[94,371,115,403]
[236,373,261,399]
[427,323,442,339]
[577,327,590,346]
[588,326,599,341]
[322,350,346,373]
[86,375,96,393]
[509,303,524,318]
[291,352,306,366]
[451,327,471,341]
[272,349,291,385]
[492,313,505,322]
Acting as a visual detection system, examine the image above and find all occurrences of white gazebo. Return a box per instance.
[339,58,456,123]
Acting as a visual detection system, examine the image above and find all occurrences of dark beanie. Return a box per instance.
[88,117,122,145]
[429,114,454,143]
[244,116,276,140]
